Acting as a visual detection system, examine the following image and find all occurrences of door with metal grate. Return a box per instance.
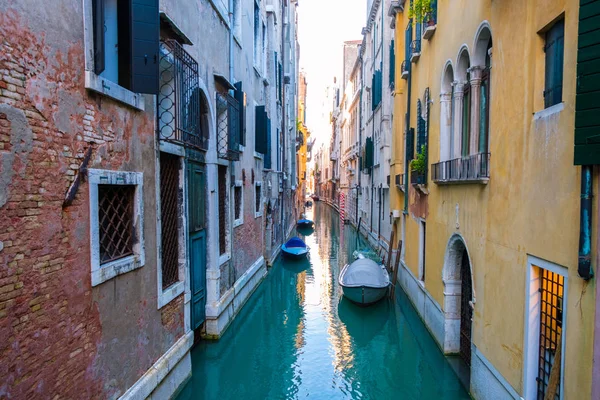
[459,248,473,366]
[188,160,207,330]
[160,153,180,289]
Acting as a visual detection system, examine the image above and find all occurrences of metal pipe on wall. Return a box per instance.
[578,165,594,280]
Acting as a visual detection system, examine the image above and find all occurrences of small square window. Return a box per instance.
[98,184,135,264]
[89,169,144,286]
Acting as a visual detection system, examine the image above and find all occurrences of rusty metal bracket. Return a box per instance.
[62,147,92,208]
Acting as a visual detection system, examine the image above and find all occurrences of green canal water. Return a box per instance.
[176,204,470,400]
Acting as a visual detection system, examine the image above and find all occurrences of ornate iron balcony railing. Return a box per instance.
[432,153,491,184]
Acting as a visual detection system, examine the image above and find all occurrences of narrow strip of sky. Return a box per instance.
[297,0,365,149]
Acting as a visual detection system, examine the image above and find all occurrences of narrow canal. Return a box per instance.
[176,203,470,400]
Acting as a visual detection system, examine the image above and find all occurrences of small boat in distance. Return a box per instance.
[281,237,309,259]
[297,218,314,228]
[339,255,390,306]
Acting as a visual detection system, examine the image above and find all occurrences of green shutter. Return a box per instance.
[265,118,272,169]
[255,106,267,154]
[406,128,415,161]
[234,82,246,146]
[574,0,600,165]
[389,40,395,87]
[130,0,160,94]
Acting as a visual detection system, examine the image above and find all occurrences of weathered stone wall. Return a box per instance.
[0,2,184,398]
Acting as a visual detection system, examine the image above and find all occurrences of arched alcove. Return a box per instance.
[440,62,454,162]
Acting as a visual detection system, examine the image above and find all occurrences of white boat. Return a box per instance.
[339,256,390,306]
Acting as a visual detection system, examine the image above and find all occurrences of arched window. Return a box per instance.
[440,63,454,162]
[473,24,492,155]
[456,48,471,157]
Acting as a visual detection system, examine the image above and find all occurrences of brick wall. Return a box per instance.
[0,7,184,399]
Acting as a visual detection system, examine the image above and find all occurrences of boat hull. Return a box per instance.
[281,245,308,259]
[341,285,388,306]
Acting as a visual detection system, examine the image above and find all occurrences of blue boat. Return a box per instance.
[281,237,309,259]
[297,218,314,228]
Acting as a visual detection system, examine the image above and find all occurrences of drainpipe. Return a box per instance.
[578,165,594,280]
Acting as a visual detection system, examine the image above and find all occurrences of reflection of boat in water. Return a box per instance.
[296,225,314,236]
[282,256,311,273]
[297,218,314,228]
[337,296,390,346]
[339,256,390,305]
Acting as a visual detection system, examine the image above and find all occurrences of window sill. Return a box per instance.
[234,34,242,48]
[85,71,145,111]
[92,255,143,287]
[233,219,243,228]
[158,281,185,309]
[254,212,263,219]
[534,102,564,120]
[253,65,262,78]
[254,151,264,160]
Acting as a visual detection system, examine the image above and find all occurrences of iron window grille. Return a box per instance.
[234,185,242,221]
[159,152,180,290]
[158,40,208,150]
[216,92,241,160]
[536,269,564,400]
[255,183,261,214]
[98,185,135,264]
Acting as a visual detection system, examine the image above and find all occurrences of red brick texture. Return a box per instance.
[0,8,183,399]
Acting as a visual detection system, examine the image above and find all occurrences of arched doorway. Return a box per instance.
[442,234,474,366]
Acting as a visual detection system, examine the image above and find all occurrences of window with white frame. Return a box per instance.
[84,0,159,106]
[524,256,567,400]
[233,180,243,227]
[232,0,242,41]
[157,151,185,308]
[89,169,144,286]
[254,1,261,71]
[254,181,263,217]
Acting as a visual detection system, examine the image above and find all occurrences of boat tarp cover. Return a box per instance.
[286,237,306,248]
[298,219,313,224]
[340,258,389,288]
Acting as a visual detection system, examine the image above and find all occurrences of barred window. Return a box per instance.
[234,184,242,222]
[159,152,180,290]
[98,185,135,264]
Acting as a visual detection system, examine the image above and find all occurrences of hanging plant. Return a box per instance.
[408,0,433,24]
[410,145,427,175]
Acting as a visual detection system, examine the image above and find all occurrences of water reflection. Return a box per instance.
[176,203,470,400]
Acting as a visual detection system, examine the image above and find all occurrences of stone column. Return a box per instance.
[452,82,465,159]
[469,66,484,155]
[440,92,452,162]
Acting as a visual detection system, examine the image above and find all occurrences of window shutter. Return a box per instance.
[389,40,395,87]
[255,106,267,154]
[130,0,160,94]
[234,82,246,146]
[92,0,105,74]
[265,117,272,169]
[544,19,564,108]
[406,127,415,161]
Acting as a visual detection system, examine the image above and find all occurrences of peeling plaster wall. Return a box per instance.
[0,2,184,399]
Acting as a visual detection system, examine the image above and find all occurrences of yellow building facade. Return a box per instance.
[297,71,311,210]
[389,0,597,398]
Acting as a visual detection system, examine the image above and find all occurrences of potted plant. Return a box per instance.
[410,145,428,185]
[408,0,433,24]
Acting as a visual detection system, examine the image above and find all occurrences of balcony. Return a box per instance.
[401,60,409,80]
[422,11,437,40]
[432,153,491,185]
[395,173,405,192]
[410,40,421,63]
[158,40,208,151]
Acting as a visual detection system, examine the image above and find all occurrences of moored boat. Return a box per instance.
[339,257,390,305]
[297,218,314,228]
[281,237,309,259]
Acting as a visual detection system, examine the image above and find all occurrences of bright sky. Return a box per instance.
[297,0,365,151]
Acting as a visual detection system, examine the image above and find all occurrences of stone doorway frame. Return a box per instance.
[442,233,476,354]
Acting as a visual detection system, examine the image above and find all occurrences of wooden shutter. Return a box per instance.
[265,118,272,169]
[130,0,159,94]
[255,106,267,154]
[389,40,395,87]
[406,127,415,161]
[92,0,105,74]
[574,0,600,165]
[544,19,564,108]
[234,82,246,146]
